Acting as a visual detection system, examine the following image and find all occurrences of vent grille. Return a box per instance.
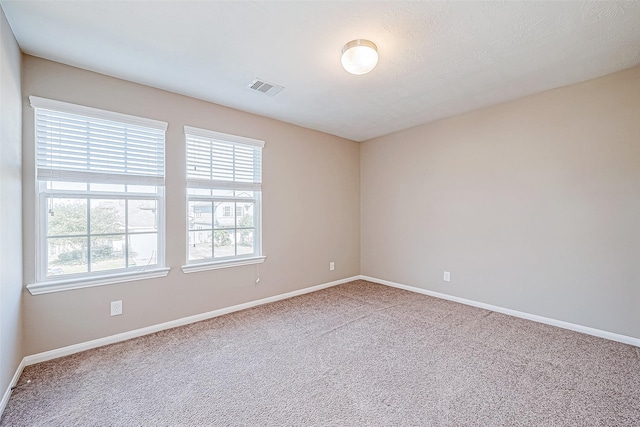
[248,78,284,97]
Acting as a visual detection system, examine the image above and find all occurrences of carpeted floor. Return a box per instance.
[2,280,639,426]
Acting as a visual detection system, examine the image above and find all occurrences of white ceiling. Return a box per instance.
[2,1,640,142]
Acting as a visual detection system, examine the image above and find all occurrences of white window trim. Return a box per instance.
[26,267,170,295]
[30,97,168,294]
[29,96,168,131]
[183,126,264,148]
[181,256,265,274]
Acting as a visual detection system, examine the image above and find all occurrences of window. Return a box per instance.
[183,126,265,272]
[28,96,169,294]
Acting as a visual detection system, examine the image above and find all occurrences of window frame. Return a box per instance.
[182,126,265,273]
[37,186,165,278]
[27,97,169,295]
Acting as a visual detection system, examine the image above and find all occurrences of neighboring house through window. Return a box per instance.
[183,126,265,272]
[27,96,169,294]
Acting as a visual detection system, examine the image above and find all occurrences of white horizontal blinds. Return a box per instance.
[185,126,264,191]
[32,97,167,186]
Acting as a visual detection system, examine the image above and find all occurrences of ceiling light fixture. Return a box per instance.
[341,39,378,75]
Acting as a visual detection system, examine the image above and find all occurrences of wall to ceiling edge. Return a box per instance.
[361,65,640,340]
[21,55,361,355]
[0,5,24,407]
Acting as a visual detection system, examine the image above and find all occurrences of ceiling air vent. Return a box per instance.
[248,78,284,97]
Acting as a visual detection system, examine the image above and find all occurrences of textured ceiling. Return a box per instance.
[2,1,640,142]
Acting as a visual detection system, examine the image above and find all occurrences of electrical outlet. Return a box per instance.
[329,261,335,271]
[110,300,122,316]
[443,271,451,282]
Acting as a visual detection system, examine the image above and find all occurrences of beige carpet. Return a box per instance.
[2,280,639,426]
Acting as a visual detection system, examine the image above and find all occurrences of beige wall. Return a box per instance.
[15,53,640,356]
[0,6,23,399]
[361,66,640,339]
[22,56,360,355]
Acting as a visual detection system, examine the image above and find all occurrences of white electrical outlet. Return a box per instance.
[443,271,451,282]
[329,261,335,271]
[110,300,123,316]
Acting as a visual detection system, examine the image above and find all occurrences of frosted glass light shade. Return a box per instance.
[341,39,378,75]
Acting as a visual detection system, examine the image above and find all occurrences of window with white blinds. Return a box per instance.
[32,96,166,185]
[185,126,263,191]
[28,96,169,293]
[184,126,265,271]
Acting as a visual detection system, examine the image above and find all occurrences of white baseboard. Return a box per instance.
[360,275,640,348]
[0,358,25,417]
[24,275,359,366]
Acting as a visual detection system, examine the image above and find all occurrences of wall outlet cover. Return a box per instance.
[110,300,123,316]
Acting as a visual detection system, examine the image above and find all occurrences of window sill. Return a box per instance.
[181,256,266,274]
[26,268,171,295]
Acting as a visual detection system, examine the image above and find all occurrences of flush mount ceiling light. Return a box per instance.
[341,39,378,75]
